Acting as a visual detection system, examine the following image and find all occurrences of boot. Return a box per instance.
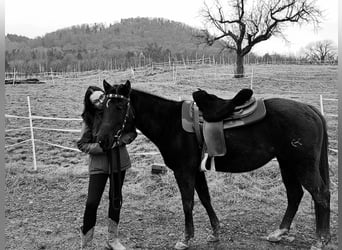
[106,219,126,250]
[79,226,94,249]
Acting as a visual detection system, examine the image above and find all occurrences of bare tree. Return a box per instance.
[199,0,322,77]
[304,40,337,63]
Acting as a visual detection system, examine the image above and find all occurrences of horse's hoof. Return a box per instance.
[207,234,219,242]
[310,237,330,250]
[175,241,189,250]
[310,245,322,250]
[310,242,323,250]
[266,228,289,242]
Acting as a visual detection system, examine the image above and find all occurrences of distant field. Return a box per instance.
[5,64,338,249]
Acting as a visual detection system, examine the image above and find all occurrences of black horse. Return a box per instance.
[98,80,330,250]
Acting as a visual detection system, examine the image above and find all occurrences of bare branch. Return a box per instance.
[303,40,337,62]
[199,0,322,53]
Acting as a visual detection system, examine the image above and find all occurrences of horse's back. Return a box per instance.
[264,97,325,156]
[264,98,324,136]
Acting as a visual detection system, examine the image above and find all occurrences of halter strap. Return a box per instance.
[107,93,130,101]
[105,93,130,109]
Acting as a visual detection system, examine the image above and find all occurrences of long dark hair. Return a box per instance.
[81,86,104,128]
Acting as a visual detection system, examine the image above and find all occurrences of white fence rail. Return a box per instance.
[320,95,338,117]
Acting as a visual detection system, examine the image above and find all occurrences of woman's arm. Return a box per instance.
[77,122,104,154]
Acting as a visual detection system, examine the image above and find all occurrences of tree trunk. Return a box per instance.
[234,53,244,78]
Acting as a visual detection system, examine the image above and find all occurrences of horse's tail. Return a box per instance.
[320,114,330,189]
[310,105,330,189]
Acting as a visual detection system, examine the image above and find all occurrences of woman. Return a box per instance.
[77,85,136,250]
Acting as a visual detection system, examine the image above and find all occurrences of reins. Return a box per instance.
[105,93,131,213]
[107,150,122,212]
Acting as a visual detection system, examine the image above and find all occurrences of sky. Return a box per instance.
[5,0,338,55]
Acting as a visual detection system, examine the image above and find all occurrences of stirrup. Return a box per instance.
[200,153,209,172]
[200,154,216,172]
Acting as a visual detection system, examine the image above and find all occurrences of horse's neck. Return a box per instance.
[131,89,180,145]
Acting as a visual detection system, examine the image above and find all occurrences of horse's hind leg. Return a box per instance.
[195,171,220,242]
[267,163,304,242]
[298,168,330,249]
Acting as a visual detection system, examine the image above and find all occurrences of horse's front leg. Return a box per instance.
[174,170,196,250]
[195,171,220,242]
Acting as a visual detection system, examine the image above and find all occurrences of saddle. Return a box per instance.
[182,89,266,171]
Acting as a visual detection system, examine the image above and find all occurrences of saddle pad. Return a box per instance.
[223,99,266,129]
[225,97,258,120]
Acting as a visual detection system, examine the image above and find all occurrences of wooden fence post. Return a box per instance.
[27,96,37,171]
[172,63,175,82]
[319,95,324,115]
[51,68,54,84]
[250,68,254,89]
[12,68,16,85]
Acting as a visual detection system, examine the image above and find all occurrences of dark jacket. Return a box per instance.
[77,112,131,174]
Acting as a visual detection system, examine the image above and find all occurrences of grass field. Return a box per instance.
[5,64,338,249]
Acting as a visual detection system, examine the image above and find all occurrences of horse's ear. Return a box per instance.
[103,80,112,93]
[125,80,131,90]
[121,80,131,96]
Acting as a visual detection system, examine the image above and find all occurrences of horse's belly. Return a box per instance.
[213,127,275,173]
[214,154,275,173]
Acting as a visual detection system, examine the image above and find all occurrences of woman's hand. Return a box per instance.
[119,131,138,145]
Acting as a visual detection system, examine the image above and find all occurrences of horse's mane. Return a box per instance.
[131,88,179,104]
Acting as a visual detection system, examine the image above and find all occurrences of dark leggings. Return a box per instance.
[82,171,126,234]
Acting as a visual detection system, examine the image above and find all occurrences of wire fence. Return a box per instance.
[5,62,338,170]
[5,95,160,170]
[5,56,338,85]
[4,92,337,170]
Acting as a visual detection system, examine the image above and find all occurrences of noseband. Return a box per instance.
[106,93,132,148]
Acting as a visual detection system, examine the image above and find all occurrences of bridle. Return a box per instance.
[105,93,132,149]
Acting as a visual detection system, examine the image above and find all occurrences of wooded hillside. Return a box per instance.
[6,17,227,73]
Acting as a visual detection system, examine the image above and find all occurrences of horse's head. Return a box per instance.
[98,79,137,151]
